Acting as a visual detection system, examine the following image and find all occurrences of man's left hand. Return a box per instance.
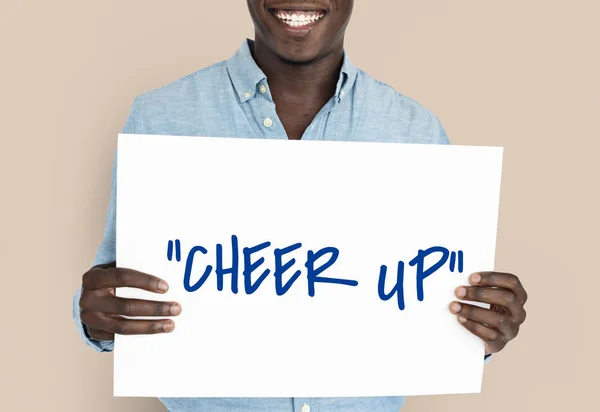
[449,272,528,355]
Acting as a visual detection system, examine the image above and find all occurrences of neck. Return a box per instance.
[251,40,344,101]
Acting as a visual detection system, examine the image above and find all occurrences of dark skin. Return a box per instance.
[451,272,527,355]
[80,262,180,340]
[80,0,528,357]
[247,0,353,139]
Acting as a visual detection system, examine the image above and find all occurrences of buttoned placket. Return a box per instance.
[249,75,349,140]
[250,80,288,138]
[293,399,317,412]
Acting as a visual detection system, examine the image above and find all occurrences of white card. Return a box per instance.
[115,134,503,398]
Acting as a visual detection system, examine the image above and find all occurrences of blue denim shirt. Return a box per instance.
[73,39,454,412]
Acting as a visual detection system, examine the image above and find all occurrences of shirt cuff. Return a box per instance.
[73,286,115,352]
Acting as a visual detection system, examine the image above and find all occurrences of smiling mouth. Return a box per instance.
[270,8,327,28]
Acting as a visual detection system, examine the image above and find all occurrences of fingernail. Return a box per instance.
[458,316,467,323]
[170,304,181,316]
[471,273,481,284]
[158,281,169,292]
[162,322,175,332]
[456,287,467,298]
[450,302,461,313]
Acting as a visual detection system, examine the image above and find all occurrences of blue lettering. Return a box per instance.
[409,246,449,301]
[305,247,358,297]
[242,241,271,294]
[183,245,212,292]
[378,261,405,310]
[216,235,239,294]
[274,243,303,296]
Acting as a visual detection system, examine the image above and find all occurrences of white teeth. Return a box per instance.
[274,10,325,26]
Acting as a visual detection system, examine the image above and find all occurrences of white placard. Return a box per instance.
[115,134,503,398]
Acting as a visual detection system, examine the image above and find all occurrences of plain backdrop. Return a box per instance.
[1,0,598,411]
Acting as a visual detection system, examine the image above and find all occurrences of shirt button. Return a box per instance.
[244,91,252,98]
[263,118,273,128]
[341,90,345,96]
[259,84,267,94]
[301,404,311,412]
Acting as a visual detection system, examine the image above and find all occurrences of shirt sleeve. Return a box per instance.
[72,98,141,352]
[433,115,451,145]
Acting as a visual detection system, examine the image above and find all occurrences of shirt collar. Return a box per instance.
[226,39,358,104]
[334,49,357,103]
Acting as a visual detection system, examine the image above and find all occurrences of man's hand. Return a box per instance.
[79,262,182,341]
[449,271,527,355]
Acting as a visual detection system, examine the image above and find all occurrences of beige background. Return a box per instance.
[1,0,598,411]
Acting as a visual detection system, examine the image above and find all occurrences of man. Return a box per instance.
[74,1,528,411]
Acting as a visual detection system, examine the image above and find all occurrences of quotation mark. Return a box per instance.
[167,239,182,262]
[448,250,464,273]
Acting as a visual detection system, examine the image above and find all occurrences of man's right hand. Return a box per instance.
[79,261,182,341]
